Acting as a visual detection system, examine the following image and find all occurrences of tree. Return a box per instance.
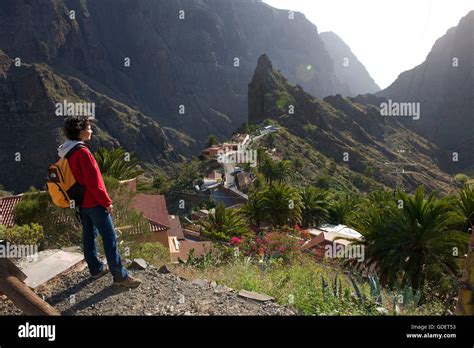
[456,183,474,231]
[94,147,144,180]
[355,186,467,293]
[293,158,304,171]
[259,158,292,185]
[206,134,219,148]
[259,158,278,184]
[240,191,265,228]
[176,161,201,187]
[198,204,249,241]
[266,133,275,147]
[261,183,302,227]
[328,194,355,225]
[300,187,330,228]
[274,160,292,184]
[152,171,169,193]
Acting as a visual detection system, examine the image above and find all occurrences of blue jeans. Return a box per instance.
[80,205,128,282]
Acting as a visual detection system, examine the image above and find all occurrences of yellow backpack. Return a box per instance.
[47,144,86,209]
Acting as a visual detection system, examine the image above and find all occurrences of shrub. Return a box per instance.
[14,189,82,248]
[0,223,44,247]
[237,232,303,263]
[454,173,469,187]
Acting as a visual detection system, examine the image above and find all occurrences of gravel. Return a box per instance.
[0,265,297,316]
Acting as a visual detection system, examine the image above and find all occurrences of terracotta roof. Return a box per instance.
[0,195,24,227]
[168,215,185,240]
[131,194,170,230]
[302,231,353,250]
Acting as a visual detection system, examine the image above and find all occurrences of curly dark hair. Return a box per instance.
[63,116,93,140]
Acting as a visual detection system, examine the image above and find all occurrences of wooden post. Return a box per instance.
[0,259,59,316]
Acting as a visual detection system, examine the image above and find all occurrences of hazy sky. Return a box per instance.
[262,0,473,89]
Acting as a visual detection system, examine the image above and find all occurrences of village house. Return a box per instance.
[302,224,363,260]
[201,133,250,160]
[235,171,253,193]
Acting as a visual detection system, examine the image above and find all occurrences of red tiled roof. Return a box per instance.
[168,215,185,240]
[131,194,170,230]
[0,195,24,227]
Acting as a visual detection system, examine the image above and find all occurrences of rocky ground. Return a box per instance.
[0,263,297,316]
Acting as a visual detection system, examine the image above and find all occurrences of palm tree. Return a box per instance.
[328,194,355,225]
[259,158,292,185]
[261,183,302,227]
[274,160,292,184]
[206,134,219,147]
[198,204,249,241]
[240,191,266,228]
[456,183,474,232]
[94,147,144,180]
[300,186,329,228]
[259,158,278,184]
[356,186,467,292]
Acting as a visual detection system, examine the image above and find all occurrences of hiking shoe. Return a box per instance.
[91,264,109,280]
[113,275,142,288]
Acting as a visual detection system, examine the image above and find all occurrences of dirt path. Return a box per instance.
[0,264,297,316]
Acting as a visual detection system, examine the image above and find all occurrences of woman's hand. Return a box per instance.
[106,204,113,214]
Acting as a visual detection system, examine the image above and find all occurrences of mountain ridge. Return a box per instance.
[248,54,453,193]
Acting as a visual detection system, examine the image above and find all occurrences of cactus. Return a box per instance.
[413,289,421,306]
[333,274,339,297]
[321,275,328,295]
[368,275,383,305]
[403,286,413,305]
[349,276,364,302]
[402,286,421,306]
[391,285,421,308]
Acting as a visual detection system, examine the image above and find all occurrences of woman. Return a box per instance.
[57,116,141,288]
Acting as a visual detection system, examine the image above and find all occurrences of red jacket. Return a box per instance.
[68,144,113,209]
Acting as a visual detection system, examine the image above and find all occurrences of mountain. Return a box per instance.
[320,31,380,96]
[0,0,361,144]
[377,11,474,173]
[0,0,390,193]
[0,50,195,193]
[248,54,453,193]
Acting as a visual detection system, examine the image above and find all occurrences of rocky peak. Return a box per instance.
[255,53,273,74]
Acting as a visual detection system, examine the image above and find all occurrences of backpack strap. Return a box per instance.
[65,144,87,159]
